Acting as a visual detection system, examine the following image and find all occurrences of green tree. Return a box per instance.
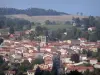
[82,18,89,30]
[31,57,44,67]
[29,31,36,41]
[18,60,32,72]
[67,70,83,75]
[0,56,4,65]
[35,67,42,75]
[74,17,81,26]
[0,38,4,45]
[88,16,95,27]
[45,20,51,25]
[82,49,87,54]
[71,54,80,63]
[35,26,43,36]
[95,21,100,40]
[42,70,51,75]
[0,20,5,28]
[83,69,90,75]
[97,54,100,62]
[9,26,15,34]
[89,32,97,42]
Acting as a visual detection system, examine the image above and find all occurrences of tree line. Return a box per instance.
[0,8,68,16]
[0,16,31,31]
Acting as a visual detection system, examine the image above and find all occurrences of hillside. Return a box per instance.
[6,14,88,23]
[0,8,68,16]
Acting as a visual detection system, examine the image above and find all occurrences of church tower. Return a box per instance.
[40,30,48,47]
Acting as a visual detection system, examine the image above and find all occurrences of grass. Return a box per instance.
[0,28,9,33]
[32,24,73,30]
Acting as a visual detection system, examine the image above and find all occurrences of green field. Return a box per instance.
[32,24,73,30]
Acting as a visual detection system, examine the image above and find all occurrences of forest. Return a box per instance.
[0,8,68,16]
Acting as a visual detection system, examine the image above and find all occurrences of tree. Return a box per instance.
[82,49,87,54]
[0,8,68,16]
[71,54,80,63]
[45,20,51,25]
[95,21,100,40]
[31,57,44,67]
[0,38,4,45]
[42,70,51,75]
[83,69,90,75]
[82,18,89,30]
[67,70,83,75]
[0,72,5,75]
[87,50,92,57]
[80,12,83,16]
[35,67,42,75]
[9,26,15,34]
[18,60,32,72]
[97,54,100,62]
[29,31,36,41]
[81,31,89,40]
[0,20,5,28]
[71,27,80,39]
[88,16,95,27]
[74,18,81,26]
[89,32,97,42]
[0,55,4,65]
[31,22,35,26]
[35,26,43,36]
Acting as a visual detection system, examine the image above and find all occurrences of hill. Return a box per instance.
[0,8,68,16]
[6,14,88,23]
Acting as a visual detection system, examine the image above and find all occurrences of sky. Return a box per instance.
[0,0,100,16]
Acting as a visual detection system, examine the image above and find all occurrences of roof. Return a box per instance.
[5,71,15,74]
[88,58,97,60]
[27,70,35,72]
[67,66,93,71]
[9,34,14,38]
[88,27,96,30]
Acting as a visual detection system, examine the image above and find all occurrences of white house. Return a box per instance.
[88,27,96,31]
[5,71,15,75]
[80,54,87,61]
[89,58,98,65]
[61,57,73,64]
[94,63,100,69]
[27,70,35,75]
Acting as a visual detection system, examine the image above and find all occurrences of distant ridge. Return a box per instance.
[0,8,69,16]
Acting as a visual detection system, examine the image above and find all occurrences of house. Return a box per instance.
[61,57,72,64]
[5,71,15,75]
[27,70,35,75]
[10,54,22,63]
[78,38,87,46]
[0,28,9,39]
[94,62,100,69]
[88,27,96,31]
[67,66,93,73]
[9,34,15,40]
[43,53,53,68]
[90,47,98,52]
[70,45,80,51]
[70,40,80,45]
[89,58,98,65]
[80,54,87,61]
[78,38,87,43]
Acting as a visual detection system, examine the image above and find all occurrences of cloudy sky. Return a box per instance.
[0,0,100,16]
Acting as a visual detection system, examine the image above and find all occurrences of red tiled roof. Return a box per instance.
[68,66,93,71]
[96,62,100,65]
[5,71,15,74]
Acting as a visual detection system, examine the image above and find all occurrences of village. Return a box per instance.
[0,28,100,75]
